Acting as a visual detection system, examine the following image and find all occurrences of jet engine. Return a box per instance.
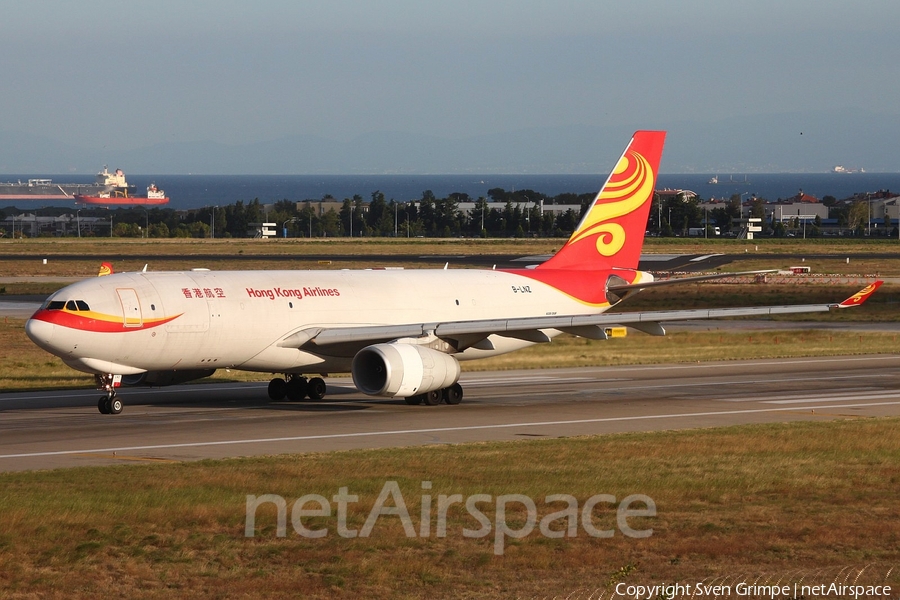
[352,343,460,398]
[121,369,217,387]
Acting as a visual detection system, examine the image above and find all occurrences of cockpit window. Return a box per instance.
[48,300,91,311]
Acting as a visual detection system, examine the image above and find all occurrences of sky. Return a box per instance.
[1,0,899,165]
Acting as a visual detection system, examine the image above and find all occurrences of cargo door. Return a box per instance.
[117,288,143,328]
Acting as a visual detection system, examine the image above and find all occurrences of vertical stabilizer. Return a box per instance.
[538,130,666,271]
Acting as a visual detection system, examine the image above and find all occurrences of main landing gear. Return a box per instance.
[96,374,123,415]
[266,376,464,406]
[267,375,327,402]
[404,383,463,406]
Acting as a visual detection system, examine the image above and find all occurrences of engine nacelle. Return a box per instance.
[121,369,216,387]
[352,343,460,398]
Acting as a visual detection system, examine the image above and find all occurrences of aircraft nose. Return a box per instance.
[25,317,56,351]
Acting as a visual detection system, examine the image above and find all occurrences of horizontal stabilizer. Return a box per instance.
[608,269,777,292]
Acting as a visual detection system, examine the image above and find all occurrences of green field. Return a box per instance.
[1,419,898,599]
[2,235,900,272]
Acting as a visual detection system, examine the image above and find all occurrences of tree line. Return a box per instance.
[2,188,889,239]
[2,188,594,239]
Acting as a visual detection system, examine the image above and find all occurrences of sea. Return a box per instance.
[2,172,900,211]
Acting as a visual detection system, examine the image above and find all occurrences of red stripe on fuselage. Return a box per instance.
[29,309,181,333]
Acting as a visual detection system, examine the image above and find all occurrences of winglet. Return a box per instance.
[836,281,883,308]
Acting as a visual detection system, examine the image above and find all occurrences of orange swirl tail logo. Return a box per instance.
[568,150,654,256]
[539,131,666,271]
[98,262,114,277]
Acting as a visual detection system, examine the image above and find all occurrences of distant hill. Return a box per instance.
[1,109,897,174]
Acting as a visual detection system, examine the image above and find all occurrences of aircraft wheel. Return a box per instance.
[98,397,110,414]
[306,377,326,400]
[307,377,327,400]
[404,395,423,405]
[109,396,124,415]
[268,378,287,401]
[285,377,308,402]
[422,390,442,406]
[443,383,463,405]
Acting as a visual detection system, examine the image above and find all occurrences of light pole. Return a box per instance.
[523,195,530,235]
[76,209,81,238]
[210,205,217,239]
[867,194,871,237]
[657,197,661,235]
[283,217,298,238]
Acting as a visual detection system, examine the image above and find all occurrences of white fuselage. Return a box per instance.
[26,267,619,376]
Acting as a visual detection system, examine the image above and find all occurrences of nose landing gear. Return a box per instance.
[96,374,124,415]
[98,393,123,415]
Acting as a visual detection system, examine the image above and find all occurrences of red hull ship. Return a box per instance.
[75,183,169,206]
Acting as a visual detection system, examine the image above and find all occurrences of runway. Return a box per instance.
[2,354,900,472]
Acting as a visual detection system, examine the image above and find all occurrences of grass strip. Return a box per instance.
[0,418,898,598]
[5,235,900,256]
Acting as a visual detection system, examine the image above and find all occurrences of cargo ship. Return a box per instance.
[0,166,137,200]
[75,183,169,206]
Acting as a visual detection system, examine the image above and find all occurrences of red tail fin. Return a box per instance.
[98,262,114,277]
[539,131,666,271]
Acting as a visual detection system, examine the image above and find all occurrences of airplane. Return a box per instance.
[25,131,882,415]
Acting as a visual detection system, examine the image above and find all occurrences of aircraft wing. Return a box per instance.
[280,281,883,350]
